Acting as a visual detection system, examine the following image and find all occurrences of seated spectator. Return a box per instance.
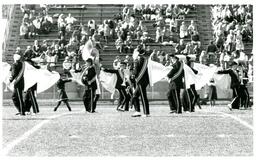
[33,16,42,35]
[123,55,133,68]
[66,39,77,58]
[199,50,208,65]
[103,20,110,44]
[62,56,72,77]
[183,42,194,55]
[20,22,29,39]
[235,30,244,51]
[120,27,129,42]
[65,13,77,25]
[32,40,42,57]
[41,40,49,52]
[24,46,33,61]
[79,23,88,37]
[165,5,173,19]
[123,35,133,53]
[175,39,186,54]
[45,46,57,67]
[162,26,171,42]
[225,30,236,52]
[187,20,197,36]
[122,5,130,21]
[172,5,181,19]
[92,30,103,50]
[206,41,218,64]
[169,17,177,33]
[88,19,96,36]
[215,32,225,52]
[158,51,166,65]
[108,19,116,39]
[149,49,159,62]
[58,14,66,37]
[52,44,62,59]
[113,56,121,69]
[219,51,225,69]
[41,16,52,34]
[142,4,151,20]
[241,22,252,42]
[145,45,153,56]
[155,27,163,43]
[133,4,143,17]
[15,47,22,56]
[191,31,201,47]
[140,32,153,44]
[115,36,124,53]
[27,21,36,37]
[179,21,188,38]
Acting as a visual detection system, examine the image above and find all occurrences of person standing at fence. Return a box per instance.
[54,73,72,112]
[167,53,184,114]
[8,54,25,115]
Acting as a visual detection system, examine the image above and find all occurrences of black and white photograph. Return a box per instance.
[0,0,254,158]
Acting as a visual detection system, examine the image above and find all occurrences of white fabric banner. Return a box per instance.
[99,70,117,94]
[2,62,60,93]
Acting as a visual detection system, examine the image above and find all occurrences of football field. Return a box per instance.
[1,102,253,157]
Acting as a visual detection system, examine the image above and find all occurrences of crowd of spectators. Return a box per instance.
[16,4,252,81]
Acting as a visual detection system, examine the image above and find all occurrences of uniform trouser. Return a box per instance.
[190,85,198,111]
[231,86,241,109]
[117,86,129,109]
[133,84,149,115]
[182,89,193,112]
[167,88,182,113]
[24,90,39,113]
[55,100,71,111]
[12,87,25,114]
[93,94,100,112]
[83,88,96,112]
[240,85,250,108]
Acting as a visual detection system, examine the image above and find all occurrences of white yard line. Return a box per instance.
[1,110,83,156]
[217,111,254,131]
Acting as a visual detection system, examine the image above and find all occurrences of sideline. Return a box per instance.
[1,110,84,156]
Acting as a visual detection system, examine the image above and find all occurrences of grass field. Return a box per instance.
[1,101,254,157]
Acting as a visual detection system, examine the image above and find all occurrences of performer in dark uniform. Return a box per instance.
[9,54,25,115]
[217,62,241,110]
[81,58,97,113]
[24,83,39,114]
[102,62,129,111]
[186,56,200,112]
[131,49,150,117]
[54,74,72,111]
[237,64,250,109]
[167,53,184,114]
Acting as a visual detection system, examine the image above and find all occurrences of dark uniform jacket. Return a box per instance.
[167,60,184,89]
[217,69,240,88]
[10,61,24,90]
[104,68,125,89]
[132,56,149,86]
[82,66,97,90]
[57,79,72,90]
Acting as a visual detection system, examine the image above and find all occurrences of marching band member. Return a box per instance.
[131,46,150,117]
[167,53,184,114]
[102,62,129,111]
[54,73,72,112]
[81,58,97,113]
[237,63,250,109]
[217,61,241,110]
[9,54,25,115]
